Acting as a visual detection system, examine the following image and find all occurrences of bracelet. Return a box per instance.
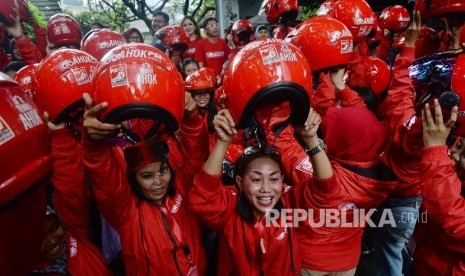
[304,139,326,157]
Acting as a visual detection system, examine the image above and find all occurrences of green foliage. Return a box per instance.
[22,2,46,41]
[300,1,324,21]
[171,0,216,22]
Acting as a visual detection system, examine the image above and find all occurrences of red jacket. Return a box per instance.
[413,146,465,275]
[189,169,301,275]
[312,72,366,118]
[298,162,397,271]
[82,114,208,275]
[43,129,111,275]
[377,34,391,62]
[380,46,424,197]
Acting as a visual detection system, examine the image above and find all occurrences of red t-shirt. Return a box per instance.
[195,38,230,76]
[183,36,201,60]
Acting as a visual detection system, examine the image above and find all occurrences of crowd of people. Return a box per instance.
[1,0,465,275]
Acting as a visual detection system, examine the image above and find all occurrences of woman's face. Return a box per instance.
[182,19,196,38]
[40,215,65,261]
[257,29,269,40]
[193,92,211,108]
[184,63,199,78]
[128,32,142,43]
[236,157,283,217]
[13,45,21,59]
[136,162,171,204]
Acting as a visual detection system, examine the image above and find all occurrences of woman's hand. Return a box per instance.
[82,93,121,140]
[422,99,458,147]
[213,109,237,144]
[294,107,322,148]
[404,10,422,47]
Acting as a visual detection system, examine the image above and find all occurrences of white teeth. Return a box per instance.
[258,197,272,203]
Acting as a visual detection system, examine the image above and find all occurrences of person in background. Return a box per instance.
[181,16,201,60]
[195,17,230,77]
[182,58,199,79]
[150,11,169,50]
[255,25,271,40]
[90,22,104,30]
[122,27,144,43]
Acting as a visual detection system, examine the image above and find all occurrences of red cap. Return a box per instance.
[36,49,98,123]
[223,38,312,129]
[14,63,39,100]
[124,139,169,174]
[155,25,189,53]
[46,13,82,47]
[81,29,125,60]
[185,67,216,91]
[318,0,376,43]
[285,15,353,72]
[92,43,184,133]
[0,0,17,26]
[416,0,465,21]
[379,5,411,33]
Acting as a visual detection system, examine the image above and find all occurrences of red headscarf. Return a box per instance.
[124,139,168,174]
[321,107,387,168]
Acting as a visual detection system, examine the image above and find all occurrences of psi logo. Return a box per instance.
[0,116,14,146]
[110,64,128,87]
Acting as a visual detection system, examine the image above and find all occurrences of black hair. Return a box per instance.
[181,16,201,37]
[351,86,378,114]
[3,61,26,74]
[233,146,283,178]
[90,22,105,28]
[201,17,217,29]
[153,11,169,24]
[181,58,200,78]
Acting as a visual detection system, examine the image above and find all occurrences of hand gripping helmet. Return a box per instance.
[0,0,17,26]
[155,25,189,53]
[379,5,411,33]
[0,74,51,276]
[14,63,39,100]
[285,15,354,72]
[416,0,465,21]
[367,26,383,46]
[46,13,82,47]
[409,50,465,136]
[81,29,125,60]
[394,26,441,59]
[92,43,184,135]
[260,0,299,24]
[17,0,30,22]
[222,39,312,129]
[185,67,216,92]
[317,0,376,43]
[231,19,255,47]
[364,56,391,95]
[36,49,98,123]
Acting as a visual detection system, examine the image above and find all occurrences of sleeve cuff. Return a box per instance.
[195,167,222,192]
[422,145,451,162]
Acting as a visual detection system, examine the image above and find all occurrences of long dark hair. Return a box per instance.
[181,16,201,37]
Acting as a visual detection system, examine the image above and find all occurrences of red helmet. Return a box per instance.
[185,67,216,91]
[92,43,184,133]
[409,51,465,135]
[364,56,391,95]
[155,26,189,53]
[81,29,125,60]
[379,5,411,33]
[46,13,82,47]
[285,15,354,72]
[260,0,298,24]
[416,0,465,21]
[317,0,376,43]
[223,39,312,129]
[367,26,383,46]
[0,0,17,26]
[231,19,255,47]
[0,74,51,276]
[17,0,30,22]
[80,29,98,49]
[36,49,98,123]
[14,63,39,100]
[394,26,441,59]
